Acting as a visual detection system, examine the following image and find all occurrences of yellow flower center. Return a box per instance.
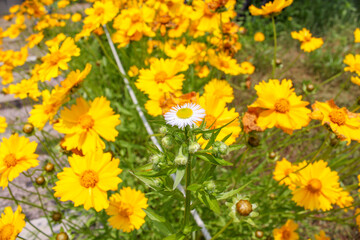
[154,71,168,84]
[3,154,17,168]
[94,7,104,16]
[175,52,187,62]
[0,224,15,240]
[80,170,99,188]
[281,229,291,239]
[307,178,322,193]
[329,109,346,125]
[176,108,193,119]
[205,115,217,129]
[274,98,290,113]
[79,114,95,130]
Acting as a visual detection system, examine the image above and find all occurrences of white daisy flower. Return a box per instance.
[164,103,205,129]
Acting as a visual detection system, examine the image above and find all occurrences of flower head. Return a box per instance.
[273,158,297,190]
[290,160,341,211]
[315,230,330,240]
[273,219,299,240]
[0,117,7,133]
[0,206,26,240]
[254,32,265,42]
[354,28,360,43]
[225,194,258,222]
[0,133,39,188]
[106,187,148,232]
[249,0,293,17]
[291,28,323,52]
[344,54,360,75]
[164,103,205,129]
[53,150,122,211]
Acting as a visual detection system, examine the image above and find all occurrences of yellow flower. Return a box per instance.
[290,160,341,211]
[0,206,26,240]
[5,78,41,101]
[57,0,69,8]
[135,58,185,98]
[240,61,255,75]
[53,150,122,211]
[355,209,360,231]
[39,37,80,81]
[0,133,39,188]
[310,100,360,145]
[71,13,82,22]
[164,43,196,71]
[26,32,44,48]
[315,230,330,240]
[45,33,66,47]
[208,50,242,75]
[203,78,234,104]
[336,189,354,212]
[196,65,210,78]
[354,28,360,43]
[291,28,323,52]
[254,32,265,42]
[351,75,360,86]
[249,0,293,17]
[128,65,139,77]
[53,97,120,154]
[106,187,148,232]
[273,219,299,240]
[273,158,297,190]
[84,1,119,27]
[248,79,311,134]
[0,117,7,133]
[344,54,360,75]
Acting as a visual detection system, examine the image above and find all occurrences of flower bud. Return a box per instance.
[306,83,315,92]
[188,141,200,154]
[161,136,174,149]
[35,176,45,185]
[255,230,264,238]
[330,137,339,147]
[248,135,260,147]
[236,199,252,216]
[268,152,276,159]
[202,132,212,140]
[44,162,55,173]
[56,232,68,240]
[52,212,62,222]
[269,193,276,200]
[159,126,168,134]
[174,148,188,166]
[218,142,229,155]
[149,154,162,165]
[275,58,282,66]
[204,181,216,193]
[23,123,34,134]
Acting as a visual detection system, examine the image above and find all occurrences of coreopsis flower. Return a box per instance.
[208,50,242,75]
[28,89,66,130]
[204,79,234,104]
[26,32,44,48]
[355,209,360,231]
[336,189,354,212]
[0,133,39,188]
[354,28,360,43]
[249,0,293,16]
[106,187,148,232]
[4,78,41,101]
[53,97,120,154]
[351,76,360,86]
[128,66,139,77]
[0,117,7,133]
[0,206,26,240]
[290,160,341,211]
[2,15,26,39]
[240,61,255,75]
[39,37,80,81]
[343,54,360,75]
[248,79,311,134]
[164,43,196,71]
[45,33,66,47]
[84,1,118,27]
[135,58,185,98]
[196,65,210,78]
[53,151,122,211]
[272,219,299,240]
[315,230,330,240]
[273,158,297,190]
[57,0,69,8]
[71,13,82,22]
[225,195,258,222]
[310,100,360,145]
[254,32,265,42]
[164,103,205,128]
[291,28,323,52]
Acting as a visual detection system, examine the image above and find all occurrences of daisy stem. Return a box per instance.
[271,16,277,78]
[210,219,233,240]
[183,154,192,228]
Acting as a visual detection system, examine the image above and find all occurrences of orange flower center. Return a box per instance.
[175,52,187,62]
[79,114,94,130]
[3,154,17,168]
[131,13,142,23]
[154,71,168,84]
[329,109,346,125]
[119,203,134,219]
[94,7,104,16]
[0,224,15,240]
[274,98,290,113]
[281,229,291,239]
[80,170,99,188]
[307,178,322,193]
[284,168,292,176]
[205,115,217,129]
[219,59,229,69]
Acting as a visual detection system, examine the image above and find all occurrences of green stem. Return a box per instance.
[183,155,192,228]
[271,16,277,78]
[318,71,343,87]
[211,219,233,240]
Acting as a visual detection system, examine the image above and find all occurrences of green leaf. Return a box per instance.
[144,209,174,236]
[144,208,166,222]
[195,153,233,166]
[163,233,185,240]
[173,166,186,190]
[198,191,220,214]
[216,180,253,200]
[187,183,202,192]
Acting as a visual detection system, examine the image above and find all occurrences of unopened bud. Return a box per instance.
[218,142,229,155]
[35,176,45,185]
[56,232,68,240]
[275,59,282,66]
[202,132,212,140]
[248,135,260,147]
[205,181,216,193]
[306,84,314,92]
[174,148,188,166]
[268,152,276,159]
[236,199,253,216]
[159,126,168,134]
[161,136,174,149]
[52,212,62,221]
[44,162,54,173]
[23,123,34,134]
[255,230,264,238]
[189,141,200,154]
[150,154,162,165]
